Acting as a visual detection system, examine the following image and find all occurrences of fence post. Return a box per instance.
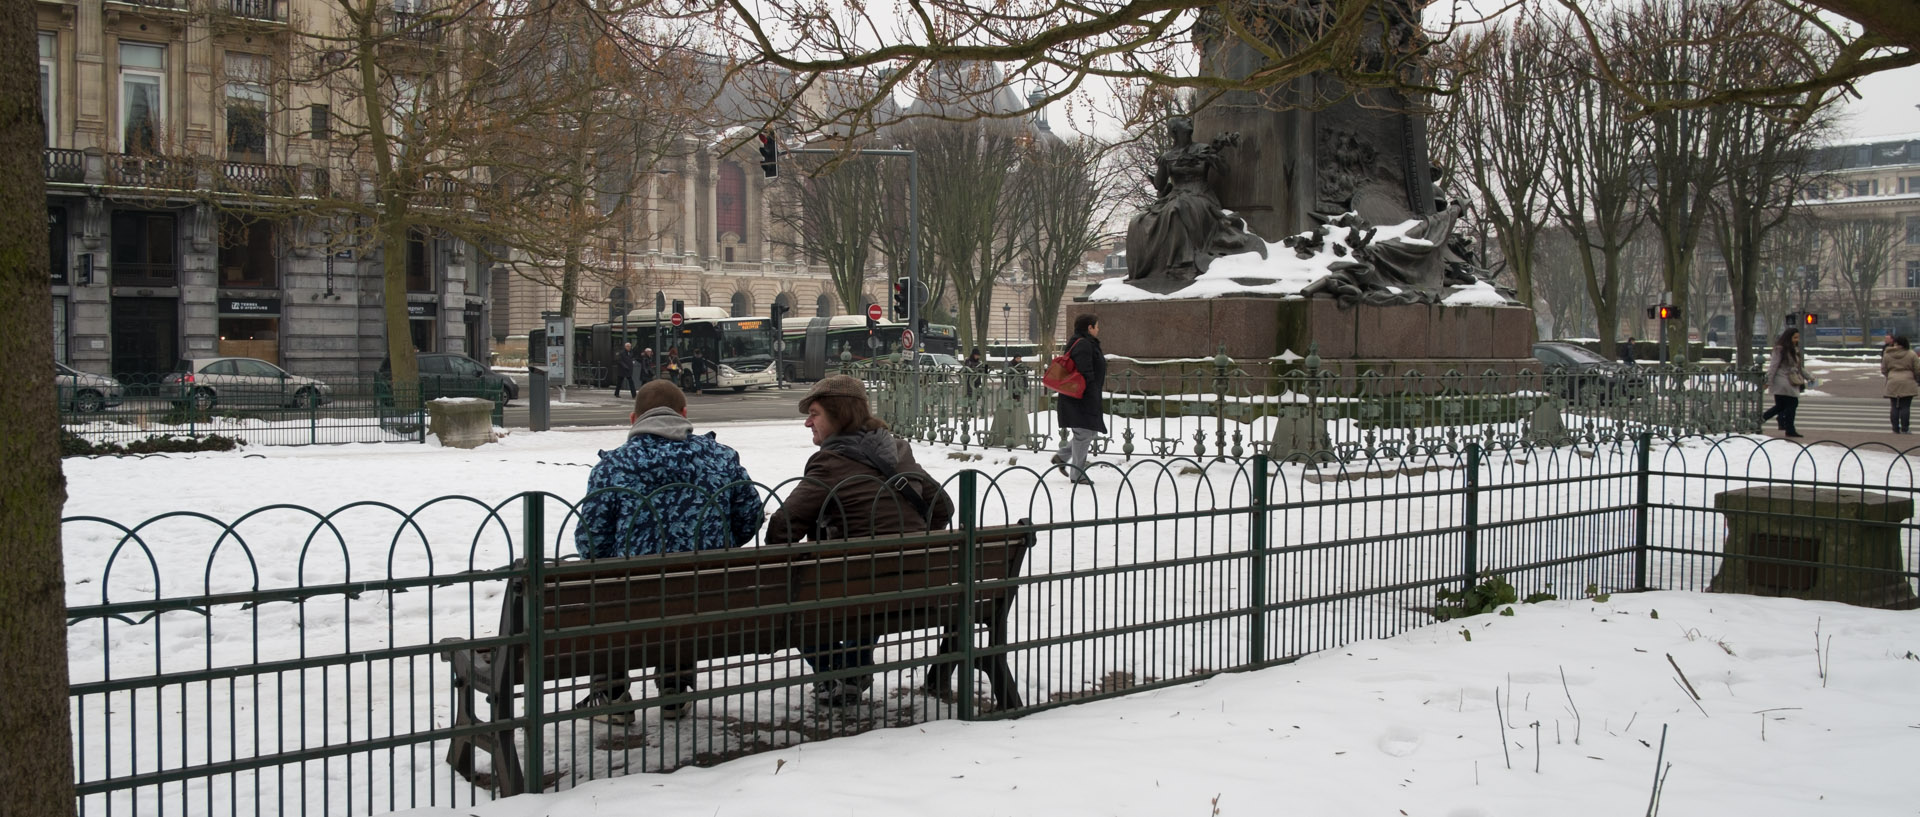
[958,469,978,721]
[1634,431,1652,591]
[1249,454,1269,666]
[520,492,547,791]
[1462,443,1481,592]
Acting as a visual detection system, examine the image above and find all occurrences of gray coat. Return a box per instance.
[1766,346,1808,397]
[1053,332,1107,433]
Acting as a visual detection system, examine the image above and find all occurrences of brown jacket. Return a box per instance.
[1884,347,1920,398]
[764,430,956,543]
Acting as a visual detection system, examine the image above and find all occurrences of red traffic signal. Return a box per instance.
[757,131,778,179]
[1802,313,1818,326]
[1656,304,1678,321]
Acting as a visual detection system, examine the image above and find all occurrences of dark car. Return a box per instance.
[1531,342,1649,403]
[380,353,518,403]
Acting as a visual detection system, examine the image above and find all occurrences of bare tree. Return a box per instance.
[907,119,1024,353]
[771,149,885,316]
[1757,214,1822,342]
[1540,14,1646,358]
[0,2,73,813]
[1430,12,1554,310]
[1821,216,1905,344]
[1011,137,1112,353]
[1531,226,1593,339]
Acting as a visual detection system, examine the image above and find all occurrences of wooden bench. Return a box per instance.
[439,522,1035,795]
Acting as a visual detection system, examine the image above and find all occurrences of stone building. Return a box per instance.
[1796,134,1920,341]
[36,0,490,380]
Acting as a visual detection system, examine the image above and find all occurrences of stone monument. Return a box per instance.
[1070,0,1535,380]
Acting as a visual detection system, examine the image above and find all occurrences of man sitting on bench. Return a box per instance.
[573,380,762,722]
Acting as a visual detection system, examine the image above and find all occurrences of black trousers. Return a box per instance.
[612,370,635,396]
[1761,394,1799,433]
[1891,396,1913,433]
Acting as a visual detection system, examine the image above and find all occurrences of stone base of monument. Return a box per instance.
[987,397,1031,448]
[1065,297,1537,382]
[427,398,497,449]
[1707,487,1917,610]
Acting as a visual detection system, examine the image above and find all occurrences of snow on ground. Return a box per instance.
[384,591,1920,817]
[58,424,1920,816]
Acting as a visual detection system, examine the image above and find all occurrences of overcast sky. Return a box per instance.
[1834,62,1920,141]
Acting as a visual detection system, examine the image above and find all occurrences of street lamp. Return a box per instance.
[1002,303,1011,350]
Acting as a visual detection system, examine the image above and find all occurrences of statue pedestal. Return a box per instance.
[1064,297,1537,379]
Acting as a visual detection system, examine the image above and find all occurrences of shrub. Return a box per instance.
[1432,574,1556,621]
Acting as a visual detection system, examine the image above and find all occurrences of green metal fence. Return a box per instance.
[61,436,1918,815]
[58,376,505,447]
[859,357,1762,462]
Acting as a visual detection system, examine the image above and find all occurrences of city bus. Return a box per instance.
[781,316,960,381]
[528,306,779,392]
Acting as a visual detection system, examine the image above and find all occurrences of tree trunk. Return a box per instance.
[0,1,77,810]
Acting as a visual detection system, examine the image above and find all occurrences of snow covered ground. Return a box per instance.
[385,591,1920,817]
[58,424,1920,816]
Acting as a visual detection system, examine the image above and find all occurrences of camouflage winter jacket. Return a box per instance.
[574,408,761,558]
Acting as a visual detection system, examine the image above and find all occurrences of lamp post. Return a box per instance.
[1002,303,1011,351]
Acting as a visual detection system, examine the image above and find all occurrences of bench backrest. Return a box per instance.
[495,522,1035,684]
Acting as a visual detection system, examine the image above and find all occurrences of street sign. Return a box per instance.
[670,312,684,327]
[900,329,917,351]
[867,303,884,322]
[774,340,786,353]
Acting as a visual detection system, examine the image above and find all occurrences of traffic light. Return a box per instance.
[1656,304,1679,321]
[866,307,879,333]
[1647,306,1658,320]
[892,279,909,320]
[771,301,789,331]
[1803,312,1818,326]
[917,317,928,337]
[757,131,778,179]
[609,287,629,321]
[655,290,666,314]
[671,298,685,319]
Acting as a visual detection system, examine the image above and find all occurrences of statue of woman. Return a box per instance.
[1124,118,1269,288]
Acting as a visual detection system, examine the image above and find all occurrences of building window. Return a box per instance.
[119,43,166,154]
[1909,260,1920,289]
[816,292,832,317]
[406,229,433,292]
[224,53,269,161]
[730,291,750,317]
[110,210,178,286]
[1845,179,1879,198]
[48,207,68,285]
[1909,216,1920,245]
[309,103,330,139]
[716,163,745,241]
[39,32,55,144]
[219,216,278,288]
[52,299,68,364]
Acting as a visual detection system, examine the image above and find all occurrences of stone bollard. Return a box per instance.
[1708,486,1916,609]
[987,393,1030,448]
[427,398,496,449]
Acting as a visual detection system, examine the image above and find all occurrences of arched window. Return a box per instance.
[716,163,746,242]
[815,292,833,317]
[731,291,752,317]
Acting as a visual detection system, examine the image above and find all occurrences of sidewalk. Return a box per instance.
[1754,427,1920,453]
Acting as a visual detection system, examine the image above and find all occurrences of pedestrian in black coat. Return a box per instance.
[612,342,637,396]
[1053,314,1106,484]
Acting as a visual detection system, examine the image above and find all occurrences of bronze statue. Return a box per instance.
[1124,119,1269,292]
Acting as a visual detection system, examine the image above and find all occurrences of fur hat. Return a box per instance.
[798,374,867,414]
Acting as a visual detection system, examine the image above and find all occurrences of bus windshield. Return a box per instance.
[718,320,775,367]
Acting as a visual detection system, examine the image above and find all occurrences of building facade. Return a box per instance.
[37,0,489,380]
[1797,134,1920,342]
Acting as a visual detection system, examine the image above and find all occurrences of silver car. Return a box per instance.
[55,362,125,413]
[164,357,334,410]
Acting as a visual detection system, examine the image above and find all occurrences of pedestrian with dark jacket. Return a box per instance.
[765,375,956,706]
[638,347,656,382]
[573,380,762,722]
[1882,335,1920,433]
[1761,327,1809,438]
[612,342,636,397]
[1052,313,1107,484]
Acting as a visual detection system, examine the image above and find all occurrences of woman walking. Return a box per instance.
[1882,335,1920,433]
[1761,327,1809,438]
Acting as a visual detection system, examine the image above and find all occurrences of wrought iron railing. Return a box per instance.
[45,148,86,183]
[60,437,1920,814]
[857,356,1763,462]
[106,154,195,190]
[215,160,297,196]
[224,0,281,20]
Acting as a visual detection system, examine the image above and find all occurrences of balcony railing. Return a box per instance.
[224,0,283,20]
[107,154,195,190]
[217,160,297,196]
[44,149,85,184]
[387,11,446,42]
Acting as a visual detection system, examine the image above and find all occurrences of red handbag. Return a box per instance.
[1043,340,1087,398]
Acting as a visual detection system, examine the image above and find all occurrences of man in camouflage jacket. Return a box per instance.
[574,380,761,558]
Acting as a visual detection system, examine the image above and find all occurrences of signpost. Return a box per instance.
[671,312,683,327]
[900,328,917,352]
[867,303,883,321]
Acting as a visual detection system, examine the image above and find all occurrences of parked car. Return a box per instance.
[1531,342,1649,403]
[164,357,333,411]
[55,361,124,413]
[379,353,518,403]
[913,353,964,371]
